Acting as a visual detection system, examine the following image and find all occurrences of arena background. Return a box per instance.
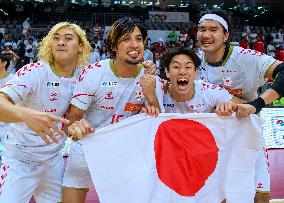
[0,0,283,202]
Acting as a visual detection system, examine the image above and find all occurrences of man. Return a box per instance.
[0,22,91,203]
[0,53,14,157]
[140,47,234,116]
[62,17,161,203]
[197,10,284,203]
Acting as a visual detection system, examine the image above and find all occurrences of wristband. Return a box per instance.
[246,97,266,114]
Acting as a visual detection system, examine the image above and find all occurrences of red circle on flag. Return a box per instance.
[154,119,218,196]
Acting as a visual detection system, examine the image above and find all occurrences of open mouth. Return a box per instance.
[177,78,189,87]
[128,50,139,57]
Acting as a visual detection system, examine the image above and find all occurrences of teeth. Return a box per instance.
[178,79,188,82]
[129,51,138,54]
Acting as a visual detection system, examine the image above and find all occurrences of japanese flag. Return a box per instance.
[81,113,262,203]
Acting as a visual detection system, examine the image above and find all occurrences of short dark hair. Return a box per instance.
[199,9,231,33]
[106,17,147,58]
[164,47,201,71]
[0,53,12,70]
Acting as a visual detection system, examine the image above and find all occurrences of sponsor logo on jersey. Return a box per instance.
[188,103,205,110]
[135,90,144,101]
[124,103,143,112]
[220,69,237,74]
[100,105,115,110]
[105,91,114,100]
[223,77,232,87]
[201,82,223,91]
[47,82,60,86]
[163,103,175,108]
[101,81,118,87]
[44,108,57,113]
[224,87,243,97]
[50,92,58,101]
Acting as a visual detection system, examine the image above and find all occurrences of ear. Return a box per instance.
[224,32,230,42]
[78,43,83,53]
[194,67,199,78]
[165,68,170,79]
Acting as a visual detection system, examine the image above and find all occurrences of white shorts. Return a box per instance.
[63,141,93,189]
[254,148,270,192]
[0,155,65,203]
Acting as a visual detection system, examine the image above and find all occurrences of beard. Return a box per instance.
[124,58,141,65]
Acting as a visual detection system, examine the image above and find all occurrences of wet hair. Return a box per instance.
[164,47,201,71]
[199,9,231,34]
[37,22,91,67]
[0,53,12,70]
[106,17,147,58]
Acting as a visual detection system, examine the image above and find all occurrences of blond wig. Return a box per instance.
[37,22,91,67]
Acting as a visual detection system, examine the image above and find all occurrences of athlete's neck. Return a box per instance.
[113,59,139,78]
[170,83,195,103]
[53,61,77,77]
[206,44,227,65]
[0,68,9,79]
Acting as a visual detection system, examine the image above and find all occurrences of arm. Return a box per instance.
[140,74,160,116]
[263,60,282,80]
[246,62,284,114]
[0,93,69,144]
[64,105,93,140]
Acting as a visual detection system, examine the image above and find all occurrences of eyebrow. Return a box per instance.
[172,60,193,64]
[199,25,219,29]
[54,33,74,37]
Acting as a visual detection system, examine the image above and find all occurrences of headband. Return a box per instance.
[199,14,228,32]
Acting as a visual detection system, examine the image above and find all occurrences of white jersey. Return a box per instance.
[163,80,232,113]
[198,46,276,101]
[0,73,14,139]
[71,59,163,129]
[0,61,80,163]
[0,73,14,88]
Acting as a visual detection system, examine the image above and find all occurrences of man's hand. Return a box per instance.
[142,60,156,75]
[19,108,70,144]
[235,104,256,119]
[68,119,94,140]
[140,74,156,102]
[215,101,238,116]
[140,105,159,117]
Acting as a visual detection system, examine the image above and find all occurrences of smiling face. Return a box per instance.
[113,26,145,65]
[51,27,83,65]
[197,19,229,54]
[166,54,198,101]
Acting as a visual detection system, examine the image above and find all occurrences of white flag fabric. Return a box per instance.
[81,113,263,203]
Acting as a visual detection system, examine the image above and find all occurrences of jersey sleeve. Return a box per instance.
[202,82,233,105]
[155,77,165,113]
[0,63,41,104]
[71,67,100,111]
[239,49,276,87]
